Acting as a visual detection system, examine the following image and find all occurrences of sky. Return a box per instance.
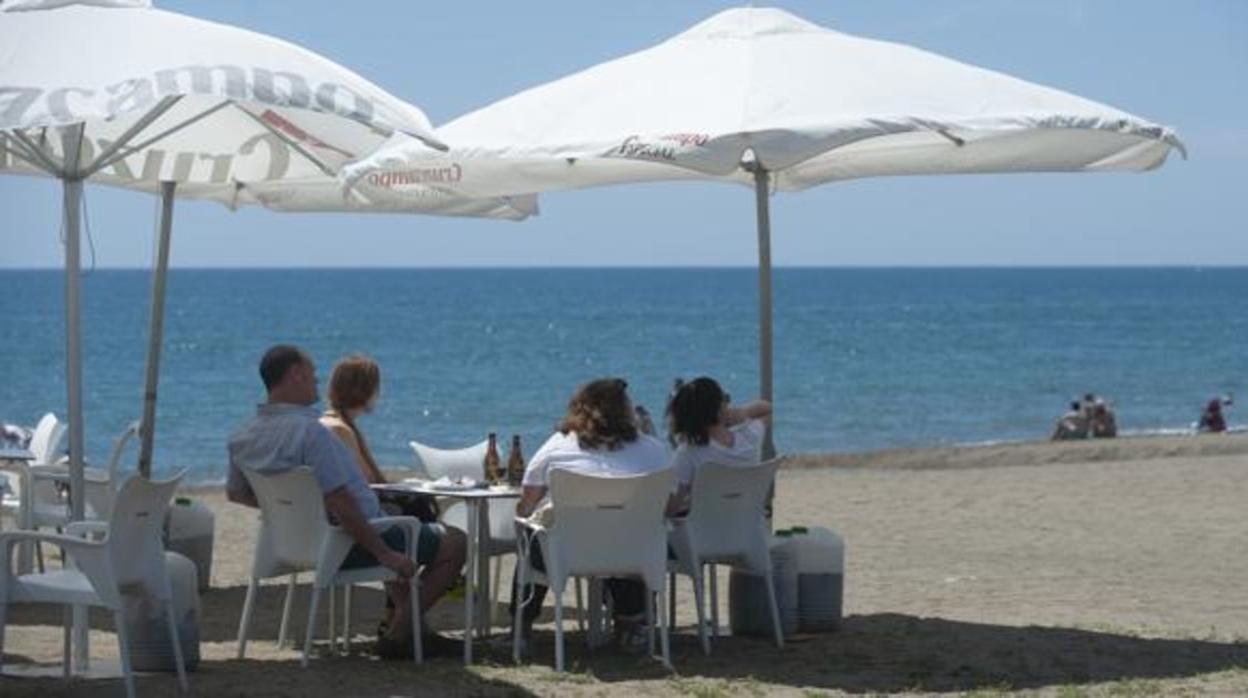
[2,0,1246,269]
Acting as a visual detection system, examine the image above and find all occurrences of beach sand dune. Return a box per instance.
[4,434,1247,696]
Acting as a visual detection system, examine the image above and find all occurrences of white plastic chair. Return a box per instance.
[668,459,784,653]
[3,418,135,532]
[513,467,676,671]
[0,472,189,698]
[1,413,67,572]
[410,439,515,627]
[234,467,426,666]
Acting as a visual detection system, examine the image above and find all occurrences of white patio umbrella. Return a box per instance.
[346,6,1186,457]
[0,0,535,524]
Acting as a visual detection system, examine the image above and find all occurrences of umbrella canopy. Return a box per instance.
[0,0,535,524]
[346,6,1186,456]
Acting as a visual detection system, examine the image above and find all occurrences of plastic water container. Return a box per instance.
[124,552,200,672]
[790,526,845,632]
[728,532,799,638]
[164,497,214,591]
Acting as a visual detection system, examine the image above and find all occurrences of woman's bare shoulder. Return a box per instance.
[319,416,357,443]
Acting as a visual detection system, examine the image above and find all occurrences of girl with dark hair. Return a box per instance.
[512,377,669,651]
[665,376,772,515]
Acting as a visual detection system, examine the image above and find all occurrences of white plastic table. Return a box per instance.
[373,481,520,664]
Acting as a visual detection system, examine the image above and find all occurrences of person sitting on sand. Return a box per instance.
[226,344,465,658]
[1197,397,1228,433]
[1051,401,1089,440]
[665,376,772,516]
[511,377,669,651]
[1089,401,1118,438]
[320,353,465,639]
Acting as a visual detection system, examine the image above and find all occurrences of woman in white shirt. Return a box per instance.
[666,377,772,515]
[512,377,669,649]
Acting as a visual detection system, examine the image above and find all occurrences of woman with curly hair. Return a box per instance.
[665,376,772,515]
[511,377,668,650]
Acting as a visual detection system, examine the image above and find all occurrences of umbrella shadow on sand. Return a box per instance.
[8,593,1247,694]
[514,612,1248,693]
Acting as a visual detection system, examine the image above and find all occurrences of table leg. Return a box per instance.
[463,499,479,664]
[476,502,491,639]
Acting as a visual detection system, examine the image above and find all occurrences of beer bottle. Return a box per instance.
[506,434,525,488]
[483,433,502,484]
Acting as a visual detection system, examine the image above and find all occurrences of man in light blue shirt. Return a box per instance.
[227,344,464,658]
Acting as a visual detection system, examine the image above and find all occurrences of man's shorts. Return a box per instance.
[340,522,444,570]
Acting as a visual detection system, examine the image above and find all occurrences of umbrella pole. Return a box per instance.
[136,182,176,479]
[60,125,91,674]
[753,167,777,460]
[60,126,86,524]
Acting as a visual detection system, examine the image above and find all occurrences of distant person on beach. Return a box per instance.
[665,376,772,515]
[227,344,465,658]
[1197,397,1229,433]
[1051,401,1088,440]
[1089,401,1118,438]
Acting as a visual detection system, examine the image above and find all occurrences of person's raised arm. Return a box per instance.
[725,399,772,426]
[323,486,414,579]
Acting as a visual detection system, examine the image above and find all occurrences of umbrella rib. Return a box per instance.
[232,104,337,179]
[9,129,62,175]
[80,96,184,179]
[91,100,233,175]
[0,134,43,172]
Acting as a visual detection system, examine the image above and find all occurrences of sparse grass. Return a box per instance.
[964,681,1015,697]
[666,676,734,698]
[1103,677,1166,696]
[534,668,598,685]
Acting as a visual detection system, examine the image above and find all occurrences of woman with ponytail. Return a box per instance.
[320,354,466,656]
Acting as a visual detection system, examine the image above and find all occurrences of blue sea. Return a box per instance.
[1,268,1244,485]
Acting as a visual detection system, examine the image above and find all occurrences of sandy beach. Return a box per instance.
[4,432,1247,697]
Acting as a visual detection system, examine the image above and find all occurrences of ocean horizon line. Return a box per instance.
[3,264,1247,272]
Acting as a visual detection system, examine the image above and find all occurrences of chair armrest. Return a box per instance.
[513,515,545,534]
[31,467,71,483]
[64,520,109,540]
[326,515,426,569]
[0,529,104,556]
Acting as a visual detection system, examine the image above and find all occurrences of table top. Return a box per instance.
[0,447,34,462]
[373,480,522,500]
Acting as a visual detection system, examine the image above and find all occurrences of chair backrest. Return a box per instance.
[105,420,141,485]
[83,421,142,519]
[28,412,65,465]
[685,459,779,565]
[241,467,329,572]
[547,467,674,588]
[409,439,488,482]
[104,472,183,599]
